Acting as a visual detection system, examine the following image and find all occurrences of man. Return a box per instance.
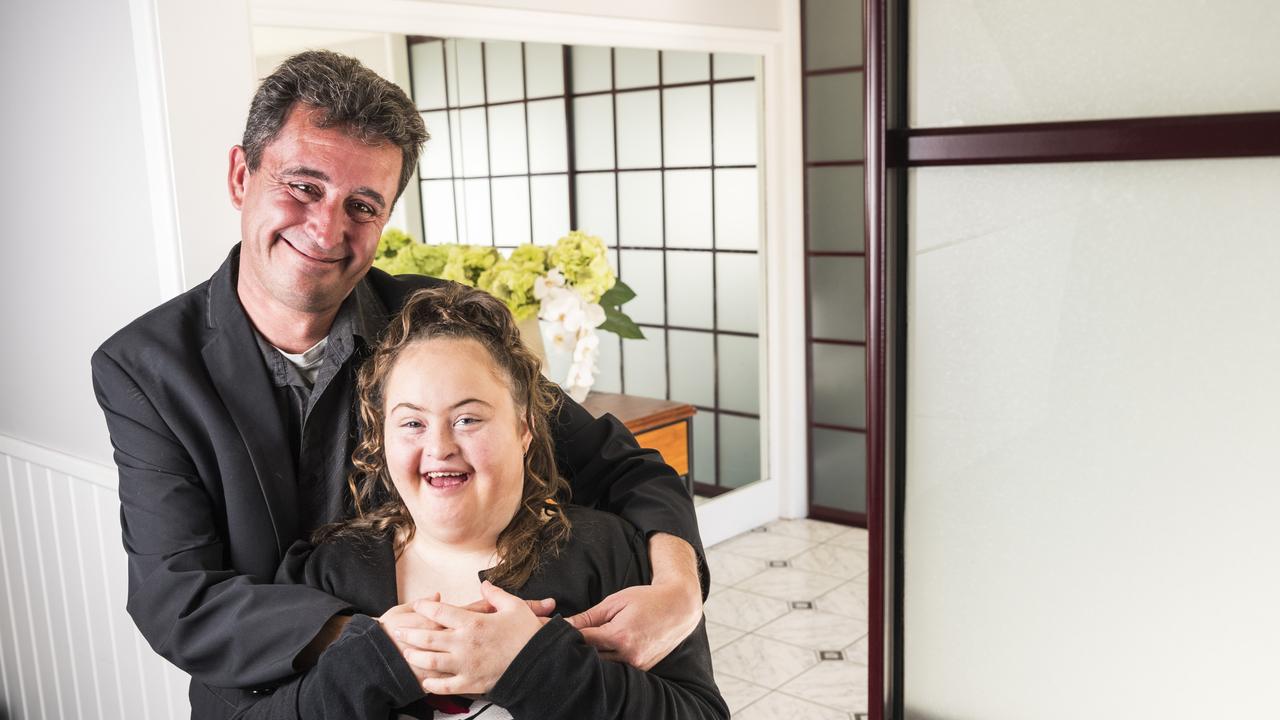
[92,50,705,718]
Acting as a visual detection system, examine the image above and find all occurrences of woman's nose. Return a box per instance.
[422,424,458,459]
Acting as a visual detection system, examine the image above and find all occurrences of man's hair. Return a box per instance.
[242,50,428,201]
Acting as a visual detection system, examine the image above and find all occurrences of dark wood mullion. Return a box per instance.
[808,159,867,167]
[573,75,754,98]
[806,64,866,76]
[562,46,578,229]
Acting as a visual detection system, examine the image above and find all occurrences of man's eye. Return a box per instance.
[349,201,376,218]
[290,183,318,197]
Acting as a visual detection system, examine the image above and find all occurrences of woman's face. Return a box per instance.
[382,337,532,548]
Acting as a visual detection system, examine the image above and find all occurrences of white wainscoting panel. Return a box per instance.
[0,442,190,719]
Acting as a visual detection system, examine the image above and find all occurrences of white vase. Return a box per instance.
[516,317,593,401]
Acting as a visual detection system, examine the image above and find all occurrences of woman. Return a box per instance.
[234,284,727,719]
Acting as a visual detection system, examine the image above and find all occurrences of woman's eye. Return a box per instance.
[455,417,480,427]
[400,419,423,429]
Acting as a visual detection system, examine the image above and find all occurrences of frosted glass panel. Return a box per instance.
[593,330,622,394]
[667,330,715,407]
[623,331,667,399]
[905,158,1280,720]
[717,335,759,415]
[810,257,865,342]
[713,82,758,166]
[713,53,758,80]
[526,99,568,173]
[615,48,658,89]
[663,86,712,167]
[452,39,485,106]
[486,104,528,175]
[420,179,457,244]
[718,415,761,488]
[665,251,713,329]
[807,166,865,252]
[811,343,865,428]
[489,176,531,246]
[664,170,713,249]
[524,42,564,97]
[617,171,663,247]
[574,174,616,246]
[484,40,524,103]
[530,174,570,246]
[662,51,710,84]
[715,253,760,333]
[911,0,1280,126]
[457,178,491,245]
[615,91,661,169]
[714,169,759,251]
[804,0,863,71]
[410,40,447,110]
[692,411,715,484]
[419,111,453,179]
[572,96,614,170]
[618,249,664,325]
[457,108,489,177]
[805,73,863,162]
[811,428,865,512]
[571,45,611,93]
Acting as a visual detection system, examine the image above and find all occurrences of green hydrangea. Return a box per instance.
[438,245,498,286]
[548,231,615,303]
[477,258,542,321]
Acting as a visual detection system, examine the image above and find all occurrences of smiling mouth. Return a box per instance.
[425,471,470,489]
[279,235,343,264]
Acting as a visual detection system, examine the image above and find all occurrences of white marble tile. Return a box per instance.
[711,530,816,560]
[704,587,790,632]
[705,620,745,652]
[734,691,852,720]
[735,566,846,602]
[816,578,869,621]
[789,543,870,580]
[706,547,769,586]
[765,518,850,544]
[844,633,870,663]
[713,670,770,714]
[826,527,870,549]
[713,633,820,689]
[755,609,867,651]
[779,660,868,713]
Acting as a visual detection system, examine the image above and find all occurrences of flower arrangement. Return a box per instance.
[373,229,642,400]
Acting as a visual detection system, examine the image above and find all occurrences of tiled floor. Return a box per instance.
[704,518,869,719]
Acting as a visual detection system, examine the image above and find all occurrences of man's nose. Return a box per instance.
[305,199,346,250]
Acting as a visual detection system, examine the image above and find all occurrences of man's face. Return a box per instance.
[228,105,402,315]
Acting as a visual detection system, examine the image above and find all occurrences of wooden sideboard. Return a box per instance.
[580,392,696,493]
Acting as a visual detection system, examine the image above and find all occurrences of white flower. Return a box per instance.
[573,331,599,362]
[532,268,566,300]
[583,302,606,329]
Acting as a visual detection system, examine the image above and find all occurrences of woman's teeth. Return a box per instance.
[426,472,467,488]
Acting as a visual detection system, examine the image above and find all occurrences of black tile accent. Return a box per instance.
[790,601,814,610]
[768,560,789,568]
[819,650,845,661]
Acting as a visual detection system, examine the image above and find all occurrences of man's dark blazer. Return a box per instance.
[91,245,703,718]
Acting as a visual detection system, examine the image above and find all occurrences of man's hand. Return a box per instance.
[566,533,702,670]
[405,581,544,695]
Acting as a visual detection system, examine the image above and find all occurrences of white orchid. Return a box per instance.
[532,268,566,300]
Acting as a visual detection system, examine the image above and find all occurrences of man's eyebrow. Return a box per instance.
[280,166,387,210]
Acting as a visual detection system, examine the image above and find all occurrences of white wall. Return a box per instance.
[417,0,785,31]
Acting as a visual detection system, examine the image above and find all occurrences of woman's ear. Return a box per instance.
[521,414,534,456]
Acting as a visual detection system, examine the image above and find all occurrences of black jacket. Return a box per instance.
[91,246,705,718]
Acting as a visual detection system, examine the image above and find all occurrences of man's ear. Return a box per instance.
[228,145,248,209]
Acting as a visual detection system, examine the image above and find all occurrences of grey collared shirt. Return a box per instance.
[253,280,386,533]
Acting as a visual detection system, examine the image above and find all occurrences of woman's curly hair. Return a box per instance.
[315,283,571,589]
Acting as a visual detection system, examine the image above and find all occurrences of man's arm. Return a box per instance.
[93,349,350,688]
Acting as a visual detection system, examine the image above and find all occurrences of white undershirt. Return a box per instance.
[273,337,328,386]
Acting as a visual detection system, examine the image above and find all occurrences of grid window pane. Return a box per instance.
[446,109,464,175]
[572,96,615,170]
[664,170,713,249]
[490,176,532,245]
[808,166,866,252]
[623,331,667,399]
[806,72,865,162]
[713,52,759,80]
[663,86,712,167]
[618,249,665,325]
[487,104,528,175]
[484,40,525,104]
[524,42,565,97]
[617,171,663,247]
[665,251,713,329]
[667,330,715,407]
[714,169,759,250]
[457,178,492,245]
[810,256,866,342]
[421,179,458,244]
[804,0,864,71]
[811,428,866,512]
[571,45,612,93]
[719,415,761,488]
[593,330,622,393]
[663,51,711,84]
[717,335,759,415]
[616,90,662,168]
[713,81,758,166]
[419,111,453,179]
[811,343,866,428]
[615,47,659,88]
[530,174,570,246]
[452,39,486,106]
[692,411,716,485]
[527,99,568,173]
[715,252,760,333]
[410,40,448,110]
[575,174,617,245]
[458,107,489,177]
